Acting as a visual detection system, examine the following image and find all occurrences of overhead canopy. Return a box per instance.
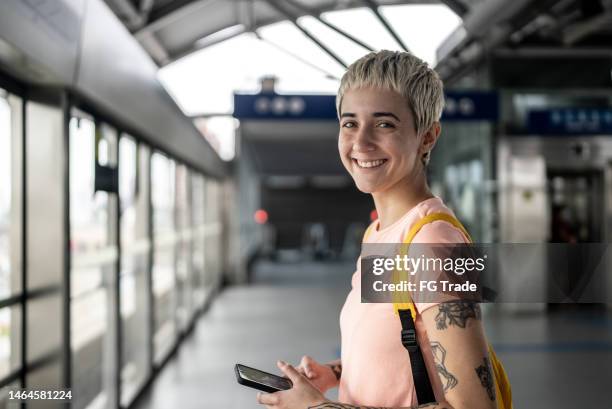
[103,0,612,162]
[104,0,471,66]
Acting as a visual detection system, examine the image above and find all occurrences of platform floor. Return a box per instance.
[134,260,612,409]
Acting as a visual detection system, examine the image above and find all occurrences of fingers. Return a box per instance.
[257,391,279,406]
[277,360,301,383]
[300,355,314,378]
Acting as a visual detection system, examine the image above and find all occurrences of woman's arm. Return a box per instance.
[259,302,496,409]
[303,301,496,409]
[421,301,496,409]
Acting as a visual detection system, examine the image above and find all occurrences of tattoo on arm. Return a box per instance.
[475,357,496,401]
[307,403,447,409]
[435,301,481,330]
[430,341,458,392]
[327,363,342,380]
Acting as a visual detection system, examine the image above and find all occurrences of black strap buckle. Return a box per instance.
[401,329,418,352]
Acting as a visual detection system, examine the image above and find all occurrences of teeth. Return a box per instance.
[356,159,386,168]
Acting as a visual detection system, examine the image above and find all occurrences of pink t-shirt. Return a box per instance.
[338,197,469,407]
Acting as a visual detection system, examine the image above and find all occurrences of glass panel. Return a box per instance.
[158,32,340,116]
[379,4,462,65]
[0,305,21,380]
[69,117,118,409]
[119,137,150,406]
[27,293,60,364]
[192,116,237,161]
[0,93,21,299]
[26,361,63,409]
[191,174,206,309]
[321,8,402,52]
[205,180,222,289]
[175,165,192,330]
[24,100,66,394]
[26,101,63,293]
[258,21,346,78]
[0,381,20,407]
[151,153,176,363]
[0,95,11,301]
[26,294,65,409]
[297,16,370,66]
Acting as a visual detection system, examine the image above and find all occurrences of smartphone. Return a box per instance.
[235,363,293,393]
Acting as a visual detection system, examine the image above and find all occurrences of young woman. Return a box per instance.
[257,51,497,409]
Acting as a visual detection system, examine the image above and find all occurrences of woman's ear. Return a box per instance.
[420,122,441,154]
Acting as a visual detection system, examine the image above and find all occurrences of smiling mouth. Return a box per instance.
[352,158,388,169]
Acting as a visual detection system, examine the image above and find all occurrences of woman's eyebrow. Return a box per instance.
[340,112,400,121]
[373,112,400,121]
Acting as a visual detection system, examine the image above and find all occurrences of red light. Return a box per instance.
[254,209,268,224]
[370,209,378,221]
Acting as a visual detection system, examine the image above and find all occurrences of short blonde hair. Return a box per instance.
[336,50,444,138]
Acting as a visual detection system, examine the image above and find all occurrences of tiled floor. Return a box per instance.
[134,260,612,408]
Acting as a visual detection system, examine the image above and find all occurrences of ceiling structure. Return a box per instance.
[104,0,476,66]
[104,0,612,175]
[105,0,612,89]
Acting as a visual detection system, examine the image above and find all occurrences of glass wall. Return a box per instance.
[0,93,12,301]
[25,99,66,404]
[0,79,224,408]
[0,89,21,391]
[69,116,119,409]
[151,153,177,363]
[175,165,193,331]
[191,174,206,309]
[119,137,151,406]
[205,180,223,291]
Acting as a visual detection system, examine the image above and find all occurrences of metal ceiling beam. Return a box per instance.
[362,0,409,52]
[256,33,341,80]
[139,0,155,25]
[136,0,214,35]
[494,46,612,58]
[263,0,348,68]
[284,0,375,51]
[106,0,146,30]
[167,26,247,65]
[146,0,203,26]
[439,0,469,17]
[563,11,612,45]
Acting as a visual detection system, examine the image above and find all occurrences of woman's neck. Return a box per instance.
[372,176,433,231]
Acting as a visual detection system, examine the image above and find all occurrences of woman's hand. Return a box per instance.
[256,361,329,409]
[295,356,339,393]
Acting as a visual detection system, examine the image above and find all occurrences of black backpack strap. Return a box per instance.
[398,309,436,404]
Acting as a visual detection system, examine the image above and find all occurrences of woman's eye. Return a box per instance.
[342,122,356,128]
[377,122,394,128]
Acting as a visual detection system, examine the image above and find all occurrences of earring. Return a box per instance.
[422,151,431,166]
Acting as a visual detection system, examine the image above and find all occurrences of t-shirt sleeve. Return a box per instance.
[409,220,470,314]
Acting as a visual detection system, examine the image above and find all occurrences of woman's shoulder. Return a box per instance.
[405,197,468,244]
[363,197,469,244]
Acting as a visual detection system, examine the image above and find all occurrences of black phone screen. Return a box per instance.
[236,364,292,391]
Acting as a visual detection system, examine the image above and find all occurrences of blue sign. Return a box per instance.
[233,91,499,121]
[443,91,498,121]
[233,93,337,120]
[527,108,612,135]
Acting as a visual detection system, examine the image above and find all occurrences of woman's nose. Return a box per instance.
[352,129,376,152]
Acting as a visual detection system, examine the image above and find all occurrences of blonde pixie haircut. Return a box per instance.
[336,50,445,141]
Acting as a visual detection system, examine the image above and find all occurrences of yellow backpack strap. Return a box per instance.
[403,212,472,244]
[394,212,472,317]
[362,221,377,243]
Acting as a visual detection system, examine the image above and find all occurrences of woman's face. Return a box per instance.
[338,86,423,194]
